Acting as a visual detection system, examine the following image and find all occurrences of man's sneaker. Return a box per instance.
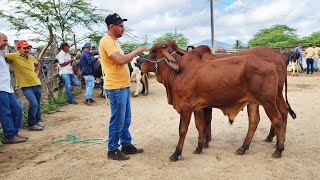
[36,121,45,128]
[84,99,91,106]
[69,101,78,105]
[121,144,144,154]
[108,149,130,161]
[89,99,95,103]
[27,125,44,131]
[2,136,26,144]
[16,134,29,140]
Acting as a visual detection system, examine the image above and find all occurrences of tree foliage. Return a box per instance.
[248,24,299,48]
[233,40,245,49]
[0,0,106,43]
[152,33,189,48]
[301,31,320,44]
[121,42,146,53]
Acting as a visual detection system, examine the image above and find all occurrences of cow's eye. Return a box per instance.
[151,49,157,54]
[162,44,168,48]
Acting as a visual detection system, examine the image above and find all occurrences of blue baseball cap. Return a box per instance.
[83,42,92,48]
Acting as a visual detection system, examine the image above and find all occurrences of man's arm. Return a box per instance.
[35,62,41,78]
[110,46,147,65]
[85,53,98,65]
[59,57,74,67]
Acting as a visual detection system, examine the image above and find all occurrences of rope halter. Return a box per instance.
[144,51,177,74]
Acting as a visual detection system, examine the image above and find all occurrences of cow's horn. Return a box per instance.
[162,50,180,73]
[176,47,187,55]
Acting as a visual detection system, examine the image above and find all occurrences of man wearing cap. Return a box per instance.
[4,39,44,131]
[99,13,147,161]
[56,42,78,104]
[0,32,28,143]
[80,42,99,105]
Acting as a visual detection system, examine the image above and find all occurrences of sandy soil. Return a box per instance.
[0,72,320,180]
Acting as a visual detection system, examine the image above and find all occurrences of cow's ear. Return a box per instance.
[176,47,187,56]
[162,50,180,73]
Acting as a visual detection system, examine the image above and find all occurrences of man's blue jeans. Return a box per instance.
[306,58,314,74]
[104,87,132,151]
[298,58,303,70]
[83,75,95,99]
[313,58,318,70]
[71,74,80,87]
[60,74,75,103]
[0,91,22,138]
[21,85,42,127]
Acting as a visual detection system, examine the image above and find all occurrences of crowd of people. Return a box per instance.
[0,12,146,161]
[294,43,320,74]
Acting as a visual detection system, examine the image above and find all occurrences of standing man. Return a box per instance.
[313,44,320,72]
[99,13,147,161]
[56,42,78,104]
[305,44,315,74]
[0,33,27,143]
[4,40,44,131]
[80,42,99,105]
[294,44,304,71]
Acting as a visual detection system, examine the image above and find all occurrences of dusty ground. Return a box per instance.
[0,72,320,180]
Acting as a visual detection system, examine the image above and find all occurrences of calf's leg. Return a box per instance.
[203,108,212,148]
[236,103,260,155]
[170,107,193,161]
[193,109,206,154]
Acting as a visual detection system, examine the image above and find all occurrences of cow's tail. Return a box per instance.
[285,75,296,119]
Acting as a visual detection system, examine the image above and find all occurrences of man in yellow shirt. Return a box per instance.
[99,13,147,161]
[5,40,44,131]
[305,44,315,74]
[313,44,320,72]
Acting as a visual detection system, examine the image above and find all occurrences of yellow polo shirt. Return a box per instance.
[314,47,320,58]
[4,52,41,88]
[305,47,315,58]
[99,35,130,89]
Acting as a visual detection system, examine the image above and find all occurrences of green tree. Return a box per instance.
[248,24,299,48]
[152,33,189,48]
[121,42,146,53]
[233,40,245,49]
[0,0,105,43]
[301,31,320,44]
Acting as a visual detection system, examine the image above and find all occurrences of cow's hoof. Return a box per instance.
[265,137,273,142]
[203,142,209,149]
[272,151,282,158]
[235,147,247,155]
[133,94,138,97]
[169,154,179,161]
[193,147,202,154]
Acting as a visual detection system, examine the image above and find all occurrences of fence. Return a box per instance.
[8,59,63,109]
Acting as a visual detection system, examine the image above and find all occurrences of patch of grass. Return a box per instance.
[0,88,82,143]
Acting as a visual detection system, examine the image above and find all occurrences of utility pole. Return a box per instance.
[210,0,215,53]
[174,26,177,41]
[144,35,148,46]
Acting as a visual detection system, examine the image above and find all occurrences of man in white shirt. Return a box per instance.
[56,43,78,104]
[0,32,27,144]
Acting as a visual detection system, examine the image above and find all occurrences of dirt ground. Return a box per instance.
[0,72,320,180]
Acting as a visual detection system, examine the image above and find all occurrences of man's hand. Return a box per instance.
[70,57,74,63]
[137,46,147,53]
[94,55,100,59]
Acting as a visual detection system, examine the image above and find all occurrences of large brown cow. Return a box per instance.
[141,42,288,161]
[168,42,296,155]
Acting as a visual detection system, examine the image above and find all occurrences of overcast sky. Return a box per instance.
[1,0,320,46]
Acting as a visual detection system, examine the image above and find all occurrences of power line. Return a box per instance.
[179,0,209,30]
